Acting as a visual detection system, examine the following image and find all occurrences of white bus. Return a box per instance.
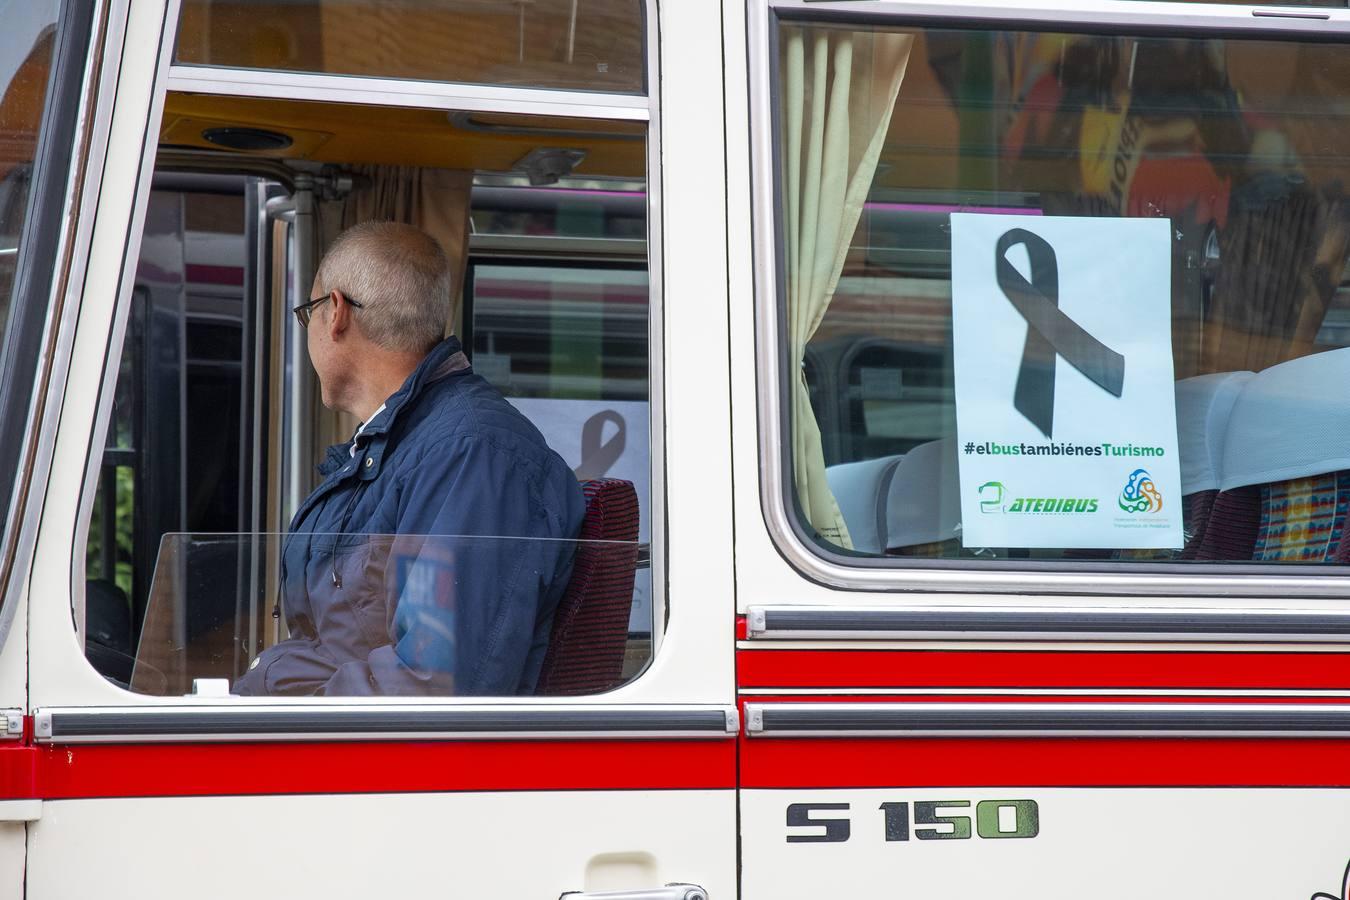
[1,1,1350,897]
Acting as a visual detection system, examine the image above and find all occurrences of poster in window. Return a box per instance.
[950,213,1182,550]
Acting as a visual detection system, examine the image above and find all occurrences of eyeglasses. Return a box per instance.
[293,292,364,329]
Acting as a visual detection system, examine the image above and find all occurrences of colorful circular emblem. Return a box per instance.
[1117,468,1163,514]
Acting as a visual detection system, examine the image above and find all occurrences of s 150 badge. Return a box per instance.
[786,799,1039,843]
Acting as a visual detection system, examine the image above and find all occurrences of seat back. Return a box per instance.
[1253,472,1350,562]
[535,478,640,696]
[1196,349,1350,562]
[1174,371,1251,556]
[826,453,904,554]
[884,437,961,555]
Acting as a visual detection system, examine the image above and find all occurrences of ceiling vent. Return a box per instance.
[201,127,293,152]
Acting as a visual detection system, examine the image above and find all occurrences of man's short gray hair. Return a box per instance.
[315,221,451,353]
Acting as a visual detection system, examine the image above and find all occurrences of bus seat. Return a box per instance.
[1191,485,1264,561]
[826,454,904,554]
[1174,371,1252,558]
[535,478,640,696]
[1196,349,1350,562]
[884,438,961,553]
[1253,472,1350,562]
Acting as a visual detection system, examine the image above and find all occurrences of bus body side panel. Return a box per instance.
[0,589,26,898]
[25,745,736,899]
[736,642,1350,899]
[17,0,744,892]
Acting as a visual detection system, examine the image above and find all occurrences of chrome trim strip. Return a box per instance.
[745,606,1350,642]
[743,701,1350,738]
[644,0,667,655]
[165,66,650,120]
[35,705,739,743]
[748,0,1350,601]
[770,0,1350,34]
[745,696,1350,701]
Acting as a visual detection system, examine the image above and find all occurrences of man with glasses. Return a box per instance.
[233,221,585,696]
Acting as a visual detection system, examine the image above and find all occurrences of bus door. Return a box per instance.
[16,2,738,898]
[0,0,99,890]
[732,1,1350,897]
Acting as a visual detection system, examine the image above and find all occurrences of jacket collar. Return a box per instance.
[355,335,470,442]
[315,336,472,479]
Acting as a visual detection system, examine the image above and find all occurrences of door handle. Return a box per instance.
[560,885,708,900]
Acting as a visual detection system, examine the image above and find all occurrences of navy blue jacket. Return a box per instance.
[233,337,585,696]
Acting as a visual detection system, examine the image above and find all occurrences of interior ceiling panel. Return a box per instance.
[160,92,646,177]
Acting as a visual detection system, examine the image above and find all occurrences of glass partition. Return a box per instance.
[175,0,646,94]
[772,19,1350,568]
[92,532,649,697]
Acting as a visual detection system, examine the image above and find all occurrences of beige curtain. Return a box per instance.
[320,165,474,332]
[784,27,912,548]
[315,165,474,445]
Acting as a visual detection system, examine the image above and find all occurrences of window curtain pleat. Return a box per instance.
[783,27,912,549]
[1202,189,1350,373]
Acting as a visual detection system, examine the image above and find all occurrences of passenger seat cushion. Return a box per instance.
[1178,489,1219,560]
[535,478,640,696]
[1194,486,1262,562]
[1253,471,1350,562]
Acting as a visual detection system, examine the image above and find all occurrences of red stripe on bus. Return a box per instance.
[739,737,1350,788]
[737,649,1350,691]
[3,739,735,800]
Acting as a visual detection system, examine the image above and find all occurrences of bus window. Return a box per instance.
[83,181,251,685]
[0,4,57,323]
[174,0,645,94]
[82,94,653,696]
[766,20,1350,570]
[0,0,95,629]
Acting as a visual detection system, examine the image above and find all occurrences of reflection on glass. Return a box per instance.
[0,1,59,353]
[84,188,251,677]
[175,0,645,94]
[778,22,1350,566]
[469,261,652,635]
[471,263,648,401]
[91,532,649,698]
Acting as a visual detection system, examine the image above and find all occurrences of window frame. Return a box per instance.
[65,0,679,704]
[0,0,105,648]
[172,0,652,100]
[750,0,1350,599]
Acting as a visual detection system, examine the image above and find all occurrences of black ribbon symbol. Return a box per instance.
[573,409,626,480]
[995,228,1125,437]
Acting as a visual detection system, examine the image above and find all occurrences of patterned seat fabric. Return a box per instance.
[1254,472,1350,561]
[535,478,640,696]
[1194,473,1350,563]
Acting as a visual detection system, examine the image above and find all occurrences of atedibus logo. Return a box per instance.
[978,481,1005,514]
[978,480,1098,515]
